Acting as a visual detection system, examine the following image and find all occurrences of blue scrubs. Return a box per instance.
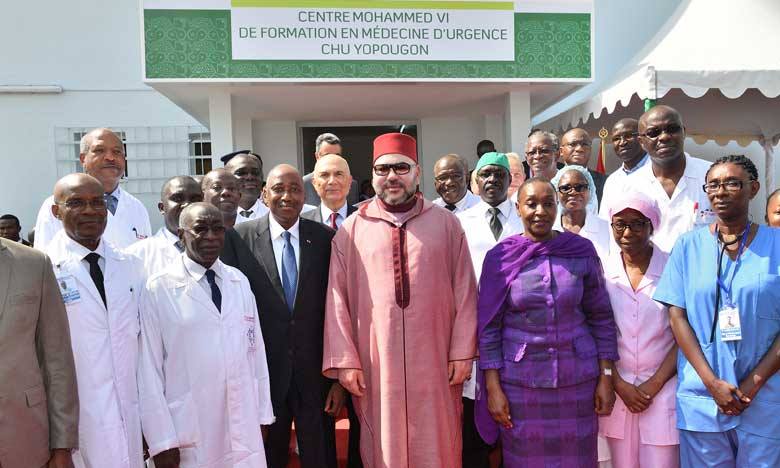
[654,225,780,467]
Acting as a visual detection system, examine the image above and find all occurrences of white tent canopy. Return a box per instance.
[534,0,780,188]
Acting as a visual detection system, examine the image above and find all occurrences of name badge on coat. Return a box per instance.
[719,305,742,342]
[244,315,257,353]
[56,274,81,305]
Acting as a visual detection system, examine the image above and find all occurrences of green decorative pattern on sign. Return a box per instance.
[144,10,590,79]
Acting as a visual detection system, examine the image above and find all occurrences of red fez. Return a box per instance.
[373,133,417,162]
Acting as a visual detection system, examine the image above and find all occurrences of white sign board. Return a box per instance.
[230,2,515,62]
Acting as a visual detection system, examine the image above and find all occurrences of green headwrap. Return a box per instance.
[475,151,510,173]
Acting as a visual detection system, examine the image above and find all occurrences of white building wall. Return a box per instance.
[252,120,300,172]
[0,0,199,234]
[418,115,487,199]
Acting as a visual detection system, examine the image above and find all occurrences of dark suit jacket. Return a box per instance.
[303,173,359,206]
[300,203,358,225]
[222,218,335,414]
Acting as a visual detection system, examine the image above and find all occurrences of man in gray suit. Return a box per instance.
[0,239,79,468]
[302,154,357,229]
[303,133,359,206]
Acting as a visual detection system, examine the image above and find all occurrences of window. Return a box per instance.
[55,126,212,194]
[189,131,213,175]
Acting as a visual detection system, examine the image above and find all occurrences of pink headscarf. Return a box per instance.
[607,191,661,230]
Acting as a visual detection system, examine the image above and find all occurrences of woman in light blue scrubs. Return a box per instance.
[655,155,780,467]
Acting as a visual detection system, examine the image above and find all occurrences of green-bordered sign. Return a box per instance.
[142,0,592,81]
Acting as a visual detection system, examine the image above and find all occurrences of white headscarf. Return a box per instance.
[550,165,598,215]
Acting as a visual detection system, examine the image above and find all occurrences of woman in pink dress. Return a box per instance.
[599,192,679,467]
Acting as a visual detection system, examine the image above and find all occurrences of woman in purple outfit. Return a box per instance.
[476,178,619,467]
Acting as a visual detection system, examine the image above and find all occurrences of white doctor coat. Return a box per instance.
[138,256,274,468]
[456,198,524,399]
[47,231,144,468]
[124,227,181,278]
[34,186,151,252]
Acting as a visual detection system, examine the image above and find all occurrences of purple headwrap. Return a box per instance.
[474,231,598,444]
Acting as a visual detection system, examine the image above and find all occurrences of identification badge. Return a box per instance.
[57,275,81,305]
[244,315,257,352]
[695,208,717,226]
[246,326,257,352]
[719,305,742,341]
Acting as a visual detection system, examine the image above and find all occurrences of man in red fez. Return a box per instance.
[322,133,477,468]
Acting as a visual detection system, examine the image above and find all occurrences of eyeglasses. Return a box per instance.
[373,163,415,176]
[182,225,226,237]
[611,133,639,144]
[702,179,752,194]
[207,183,239,193]
[641,124,683,139]
[525,147,556,157]
[234,168,262,177]
[611,220,651,233]
[563,140,591,149]
[56,199,107,211]
[434,173,464,183]
[558,183,589,194]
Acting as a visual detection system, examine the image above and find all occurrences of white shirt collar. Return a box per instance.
[581,211,602,235]
[63,234,106,261]
[161,227,179,245]
[621,153,649,175]
[477,197,514,219]
[182,254,224,282]
[320,202,348,222]
[639,152,697,180]
[553,211,597,233]
[239,197,264,216]
[444,191,478,209]
[269,215,300,242]
[106,185,122,199]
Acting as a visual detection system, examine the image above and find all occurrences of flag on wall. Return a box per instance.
[596,127,608,174]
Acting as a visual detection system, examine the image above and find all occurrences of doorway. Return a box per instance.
[299,123,419,198]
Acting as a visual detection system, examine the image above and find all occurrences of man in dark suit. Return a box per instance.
[300,154,363,468]
[229,164,344,468]
[560,128,607,208]
[301,154,358,228]
[303,133,360,206]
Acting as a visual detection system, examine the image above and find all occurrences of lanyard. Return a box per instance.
[709,222,750,343]
[716,222,750,304]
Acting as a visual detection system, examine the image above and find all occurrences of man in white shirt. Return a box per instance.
[525,130,561,180]
[138,202,274,468]
[455,152,524,468]
[34,128,151,252]
[301,154,357,229]
[598,118,649,219]
[45,173,144,468]
[631,105,713,252]
[125,175,203,277]
[303,133,360,206]
[432,154,480,214]
[560,128,606,208]
[225,152,271,225]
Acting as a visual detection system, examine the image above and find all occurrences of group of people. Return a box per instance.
[2,103,780,468]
